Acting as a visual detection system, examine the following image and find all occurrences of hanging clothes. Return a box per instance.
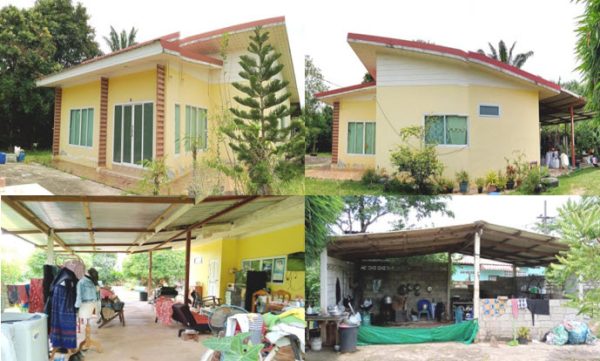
[76,275,99,319]
[29,279,44,313]
[63,259,86,280]
[49,267,78,349]
[526,299,549,326]
[17,285,28,306]
[6,285,19,305]
[43,264,59,302]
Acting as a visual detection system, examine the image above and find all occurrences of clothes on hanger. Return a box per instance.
[76,275,100,319]
[63,259,86,280]
[29,279,44,313]
[43,264,59,301]
[49,267,78,349]
[526,299,549,326]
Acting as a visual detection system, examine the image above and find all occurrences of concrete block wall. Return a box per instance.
[478,299,584,341]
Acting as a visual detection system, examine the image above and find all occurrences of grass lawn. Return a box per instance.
[544,167,600,195]
[305,177,385,195]
[23,149,53,167]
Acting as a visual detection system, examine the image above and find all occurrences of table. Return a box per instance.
[306,313,346,347]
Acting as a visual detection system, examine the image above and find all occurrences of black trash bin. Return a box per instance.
[339,324,359,353]
[140,291,148,301]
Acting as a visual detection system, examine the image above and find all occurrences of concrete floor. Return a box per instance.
[0,162,121,195]
[308,342,600,361]
[76,288,210,361]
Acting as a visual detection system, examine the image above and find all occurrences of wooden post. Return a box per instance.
[47,229,55,264]
[184,230,191,305]
[148,251,153,298]
[447,252,452,320]
[473,229,482,319]
[512,264,518,297]
[570,105,576,167]
[320,249,328,313]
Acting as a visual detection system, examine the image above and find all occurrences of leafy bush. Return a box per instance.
[520,167,543,194]
[435,177,455,194]
[485,170,499,188]
[361,168,382,186]
[475,177,485,191]
[390,126,444,194]
[455,170,469,184]
[384,172,416,193]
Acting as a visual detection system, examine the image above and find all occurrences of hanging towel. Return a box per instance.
[526,299,549,326]
[29,279,44,313]
[7,285,19,305]
[17,285,28,305]
[517,298,527,309]
[511,299,519,319]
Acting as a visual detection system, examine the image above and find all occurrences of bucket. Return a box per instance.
[361,312,371,326]
[339,324,359,353]
[139,291,148,301]
[310,338,322,351]
[0,152,5,164]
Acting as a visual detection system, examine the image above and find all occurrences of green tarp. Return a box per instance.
[357,320,479,346]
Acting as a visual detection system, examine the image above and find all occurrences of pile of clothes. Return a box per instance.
[545,320,597,346]
[263,308,306,352]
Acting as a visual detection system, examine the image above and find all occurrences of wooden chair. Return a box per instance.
[271,290,292,303]
[251,290,270,313]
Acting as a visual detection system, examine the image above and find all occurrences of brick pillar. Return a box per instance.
[332,101,340,164]
[155,64,166,158]
[52,88,62,156]
[98,77,109,167]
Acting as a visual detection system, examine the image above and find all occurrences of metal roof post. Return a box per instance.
[473,229,482,320]
[320,248,328,313]
[570,105,576,167]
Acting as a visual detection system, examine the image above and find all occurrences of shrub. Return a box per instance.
[475,177,485,190]
[485,170,499,188]
[384,172,416,193]
[390,126,444,194]
[497,171,508,191]
[455,170,469,184]
[521,167,543,194]
[436,177,455,194]
[361,168,381,186]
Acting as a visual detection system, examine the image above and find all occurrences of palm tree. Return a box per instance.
[477,40,534,69]
[103,26,138,52]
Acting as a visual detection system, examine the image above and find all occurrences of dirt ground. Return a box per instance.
[307,342,600,361]
[0,162,121,195]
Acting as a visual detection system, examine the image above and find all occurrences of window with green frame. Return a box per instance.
[425,115,468,145]
[184,105,208,151]
[68,108,94,147]
[347,122,375,155]
[174,104,180,154]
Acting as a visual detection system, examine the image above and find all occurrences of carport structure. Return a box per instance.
[322,221,568,319]
[1,194,289,302]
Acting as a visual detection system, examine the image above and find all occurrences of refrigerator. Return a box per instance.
[1,312,48,361]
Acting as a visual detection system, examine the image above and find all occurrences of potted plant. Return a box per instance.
[496,171,508,192]
[485,170,499,193]
[475,177,485,194]
[517,327,530,345]
[455,170,470,194]
[505,164,517,190]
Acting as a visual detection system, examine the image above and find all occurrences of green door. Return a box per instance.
[113,102,153,165]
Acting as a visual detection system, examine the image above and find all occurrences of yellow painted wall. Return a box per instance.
[338,99,377,168]
[352,84,542,178]
[106,69,157,169]
[58,80,101,167]
[190,224,305,302]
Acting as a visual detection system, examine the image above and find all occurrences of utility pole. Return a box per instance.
[537,200,555,234]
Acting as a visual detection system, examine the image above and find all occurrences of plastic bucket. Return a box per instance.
[16,151,25,162]
[361,312,371,326]
[339,324,359,353]
[139,291,148,301]
[0,152,5,164]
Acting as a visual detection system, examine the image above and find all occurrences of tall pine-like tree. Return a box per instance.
[226,27,294,195]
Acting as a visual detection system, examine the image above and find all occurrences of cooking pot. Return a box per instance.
[383,295,393,304]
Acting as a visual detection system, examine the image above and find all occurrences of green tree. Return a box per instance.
[546,197,600,319]
[90,253,119,284]
[304,55,330,155]
[122,251,185,287]
[305,196,344,262]
[477,40,534,68]
[574,0,600,116]
[362,72,374,84]
[225,27,300,194]
[336,195,453,233]
[103,25,138,52]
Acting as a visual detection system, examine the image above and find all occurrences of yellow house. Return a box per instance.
[316,33,584,178]
[36,17,299,191]
[188,196,304,308]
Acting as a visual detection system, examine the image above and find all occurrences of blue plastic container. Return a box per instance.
[0,152,5,164]
[17,151,25,162]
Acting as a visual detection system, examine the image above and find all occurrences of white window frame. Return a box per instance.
[478,103,501,118]
[184,104,209,154]
[112,100,155,169]
[68,106,94,148]
[423,113,470,148]
[347,120,376,156]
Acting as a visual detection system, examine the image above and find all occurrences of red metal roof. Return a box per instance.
[179,16,286,46]
[315,81,376,99]
[347,33,561,92]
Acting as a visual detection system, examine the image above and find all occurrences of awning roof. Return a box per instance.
[539,88,597,125]
[1,195,291,253]
[328,221,567,267]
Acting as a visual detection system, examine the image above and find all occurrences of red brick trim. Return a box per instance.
[52,88,62,156]
[155,64,166,158]
[98,77,109,167]
[332,101,340,164]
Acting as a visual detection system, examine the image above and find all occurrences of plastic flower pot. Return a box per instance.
[459,181,469,194]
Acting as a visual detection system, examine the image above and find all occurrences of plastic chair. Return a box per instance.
[417,299,432,320]
[251,289,270,313]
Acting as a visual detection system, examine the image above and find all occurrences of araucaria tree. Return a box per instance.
[226,27,297,195]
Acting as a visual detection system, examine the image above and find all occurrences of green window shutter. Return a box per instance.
[199,109,207,149]
[87,109,94,147]
[191,107,197,145]
[425,116,445,145]
[133,104,143,164]
[143,102,153,162]
[365,122,376,154]
[123,105,132,163]
[174,105,180,154]
[69,110,76,145]
[446,116,468,145]
[80,109,88,146]
[113,106,122,163]
[185,106,191,151]
[73,110,81,146]
[355,122,364,154]
[347,123,356,154]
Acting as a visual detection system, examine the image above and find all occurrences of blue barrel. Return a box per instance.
[0,152,5,164]
[17,151,25,162]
